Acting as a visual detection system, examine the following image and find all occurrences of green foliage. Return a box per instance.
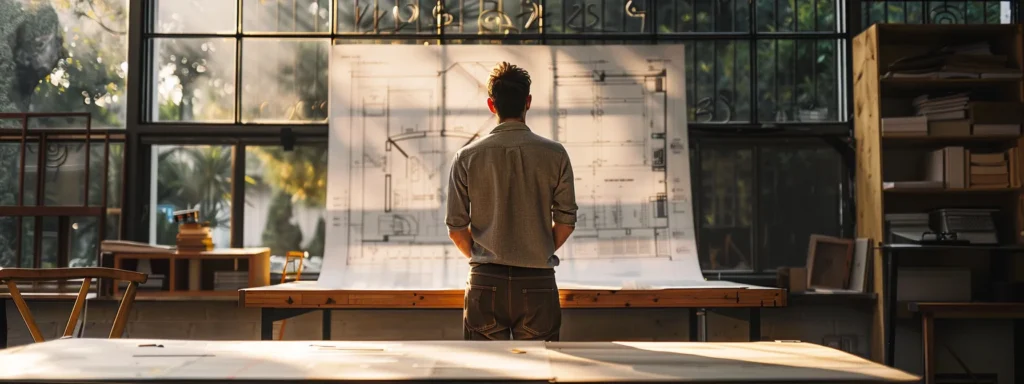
[155,146,233,245]
[155,209,178,245]
[23,0,127,127]
[261,191,304,256]
[250,146,328,207]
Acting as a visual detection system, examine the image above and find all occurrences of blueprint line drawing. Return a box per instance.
[323,45,700,289]
[550,60,673,261]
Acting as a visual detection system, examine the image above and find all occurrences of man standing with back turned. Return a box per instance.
[445,62,578,341]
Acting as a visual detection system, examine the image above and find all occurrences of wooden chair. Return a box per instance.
[281,251,308,284]
[277,251,307,340]
[0,267,148,342]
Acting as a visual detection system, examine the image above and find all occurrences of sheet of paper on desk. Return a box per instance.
[321,44,701,290]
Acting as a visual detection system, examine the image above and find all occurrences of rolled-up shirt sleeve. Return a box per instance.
[445,152,471,231]
[552,152,578,226]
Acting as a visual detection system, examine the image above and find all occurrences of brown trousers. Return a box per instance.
[463,263,561,341]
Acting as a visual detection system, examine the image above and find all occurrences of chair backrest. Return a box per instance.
[281,251,307,283]
[0,267,148,342]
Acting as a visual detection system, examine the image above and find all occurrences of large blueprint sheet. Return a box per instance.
[323,45,705,289]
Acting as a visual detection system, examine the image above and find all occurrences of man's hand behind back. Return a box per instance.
[552,222,574,252]
[449,228,474,258]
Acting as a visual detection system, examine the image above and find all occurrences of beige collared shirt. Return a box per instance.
[445,121,578,269]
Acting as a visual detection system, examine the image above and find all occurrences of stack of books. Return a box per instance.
[177,222,213,252]
[884,42,1022,79]
[967,150,1014,188]
[881,116,927,136]
[967,101,1024,136]
[913,92,970,121]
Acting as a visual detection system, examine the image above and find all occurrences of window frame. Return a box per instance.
[121,0,1020,281]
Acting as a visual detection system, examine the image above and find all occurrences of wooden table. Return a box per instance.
[112,248,271,298]
[239,281,787,341]
[0,338,917,383]
[909,302,1024,384]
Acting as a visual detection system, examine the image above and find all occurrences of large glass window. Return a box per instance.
[0,143,20,268]
[240,39,329,123]
[860,1,1015,30]
[151,38,238,122]
[696,140,845,272]
[0,0,129,128]
[146,0,332,123]
[150,145,233,249]
[0,136,124,269]
[244,145,327,272]
[127,0,1020,278]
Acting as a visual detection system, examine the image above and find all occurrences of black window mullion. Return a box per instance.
[231,143,246,248]
[690,138,703,271]
[129,0,864,276]
[235,0,244,124]
[748,0,758,123]
[751,144,761,272]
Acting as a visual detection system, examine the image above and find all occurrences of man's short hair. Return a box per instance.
[487,62,531,119]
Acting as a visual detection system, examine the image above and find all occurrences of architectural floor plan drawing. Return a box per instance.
[324,45,702,289]
[552,60,672,262]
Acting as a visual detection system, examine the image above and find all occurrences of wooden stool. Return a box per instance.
[277,251,308,340]
[0,267,148,342]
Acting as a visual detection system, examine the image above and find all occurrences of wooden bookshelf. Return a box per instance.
[853,24,1024,365]
[110,248,271,299]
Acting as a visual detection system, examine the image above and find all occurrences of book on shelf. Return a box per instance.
[965,148,1017,188]
[883,181,944,190]
[881,116,928,136]
[884,42,1022,79]
[907,92,970,122]
[929,119,971,136]
[925,146,965,188]
[929,121,1021,137]
[974,124,1021,136]
[894,93,1023,136]
[176,222,214,252]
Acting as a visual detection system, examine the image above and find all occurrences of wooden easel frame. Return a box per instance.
[0,268,147,341]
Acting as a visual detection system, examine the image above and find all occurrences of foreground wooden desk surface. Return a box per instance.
[0,338,917,383]
[241,281,787,341]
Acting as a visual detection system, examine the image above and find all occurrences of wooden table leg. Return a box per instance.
[922,312,935,384]
[322,310,332,341]
[261,308,275,341]
[749,308,762,341]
